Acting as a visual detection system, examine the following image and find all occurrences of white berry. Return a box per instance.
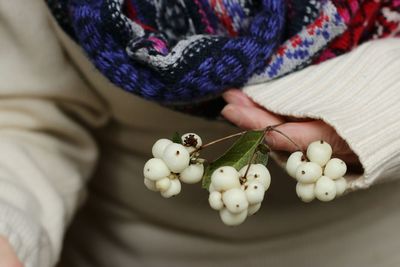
[296,182,315,203]
[179,163,204,184]
[160,179,181,198]
[143,158,171,181]
[307,140,332,166]
[222,188,249,213]
[162,143,190,173]
[324,158,347,180]
[314,176,336,201]
[181,133,202,153]
[144,178,157,192]
[156,177,171,192]
[209,191,224,210]
[295,162,322,183]
[211,166,241,191]
[286,151,305,178]
[239,164,271,191]
[247,203,261,216]
[152,139,173,159]
[335,177,347,196]
[219,208,247,226]
[244,181,265,205]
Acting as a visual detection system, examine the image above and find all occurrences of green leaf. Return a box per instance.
[202,130,266,189]
[254,150,268,166]
[171,132,181,144]
[254,143,269,166]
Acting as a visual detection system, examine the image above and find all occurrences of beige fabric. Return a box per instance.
[243,39,400,191]
[0,1,399,267]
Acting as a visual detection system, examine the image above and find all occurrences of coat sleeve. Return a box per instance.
[0,1,109,266]
[243,38,400,191]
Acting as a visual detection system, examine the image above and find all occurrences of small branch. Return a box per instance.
[269,128,305,155]
[242,126,271,183]
[242,150,258,182]
[190,131,247,156]
[263,122,286,132]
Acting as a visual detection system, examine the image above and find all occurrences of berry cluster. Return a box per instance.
[143,133,204,198]
[143,128,350,227]
[208,164,271,226]
[286,140,348,202]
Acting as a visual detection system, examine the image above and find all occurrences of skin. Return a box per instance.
[221,89,361,168]
[0,89,361,264]
[0,235,22,267]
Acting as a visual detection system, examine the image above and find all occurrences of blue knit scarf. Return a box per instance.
[46,0,347,115]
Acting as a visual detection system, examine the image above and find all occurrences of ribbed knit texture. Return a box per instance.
[45,0,399,108]
[1,1,400,266]
[0,201,51,267]
[244,38,400,191]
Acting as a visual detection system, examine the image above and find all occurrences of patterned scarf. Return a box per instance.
[46,0,400,116]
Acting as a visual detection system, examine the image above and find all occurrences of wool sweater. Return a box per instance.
[45,0,400,108]
[0,1,400,267]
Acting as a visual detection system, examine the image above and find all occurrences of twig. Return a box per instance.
[190,131,247,155]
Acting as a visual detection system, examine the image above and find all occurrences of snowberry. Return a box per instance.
[307,140,332,166]
[152,139,173,159]
[161,179,181,198]
[247,203,261,216]
[286,151,305,178]
[334,177,347,196]
[181,133,202,153]
[179,163,204,184]
[244,181,265,205]
[209,191,224,210]
[211,166,241,191]
[296,182,315,203]
[143,158,171,181]
[144,178,158,192]
[324,158,347,180]
[156,177,171,192]
[162,143,190,173]
[295,162,322,183]
[239,164,271,191]
[222,188,249,213]
[219,208,248,226]
[314,176,336,201]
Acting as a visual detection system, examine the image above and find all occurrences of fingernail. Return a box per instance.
[221,105,242,126]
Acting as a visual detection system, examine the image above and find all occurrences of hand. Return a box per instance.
[221,89,361,166]
[0,235,23,267]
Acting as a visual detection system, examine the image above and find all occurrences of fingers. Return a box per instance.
[266,120,335,151]
[221,90,360,165]
[267,121,360,165]
[221,104,284,130]
[222,89,257,107]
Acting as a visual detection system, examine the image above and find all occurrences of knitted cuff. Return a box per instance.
[0,201,52,267]
[242,38,400,191]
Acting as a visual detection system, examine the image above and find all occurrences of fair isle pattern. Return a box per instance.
[315,0,400,63]
[48,0,285,104]
[46,0,400,113]
[249,1,346,84]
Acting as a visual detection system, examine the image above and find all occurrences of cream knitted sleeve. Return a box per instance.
[243,38,400,191]
[0,1,108,266]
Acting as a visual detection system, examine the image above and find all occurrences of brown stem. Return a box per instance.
[242,126,271,183]
[242,150,258,183]
[269,128,305,155]
[262,122,286,132]
[190,131,247,156]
